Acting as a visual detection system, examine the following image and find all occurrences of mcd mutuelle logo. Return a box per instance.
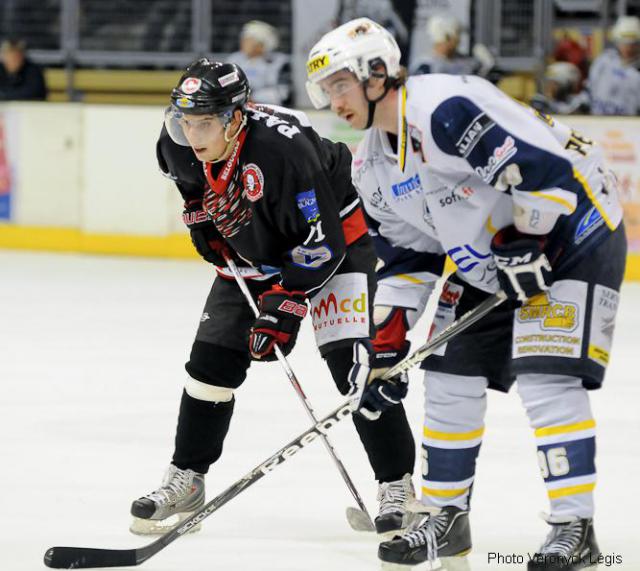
[311,291,368,331]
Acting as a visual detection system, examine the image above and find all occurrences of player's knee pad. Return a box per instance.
[516,373,593,428]
[423,371,488,432]
[186,341,251,392]
[324,346,353,395]
[184,378,234,403]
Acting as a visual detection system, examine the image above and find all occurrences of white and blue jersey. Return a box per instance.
[587,48,640,116]
[353,74,623,309]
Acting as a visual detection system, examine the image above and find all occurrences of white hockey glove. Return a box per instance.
[491,225,553,302]
[347,339,410,421]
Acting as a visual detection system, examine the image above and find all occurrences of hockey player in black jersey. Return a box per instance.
[129,59,418,536]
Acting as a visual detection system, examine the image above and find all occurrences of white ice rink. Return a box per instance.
[2,250,639,571]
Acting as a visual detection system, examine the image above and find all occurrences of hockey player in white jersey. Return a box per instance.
[307,18,626,570]
[588,15,640,115]
[227,21,291,106]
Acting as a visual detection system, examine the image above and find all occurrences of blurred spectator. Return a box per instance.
[0,38,47,101]
[410,14,495,79]
[553,31,589,84]
[588,16,640,115]
[227,21,291,106]
[530,62,590,115]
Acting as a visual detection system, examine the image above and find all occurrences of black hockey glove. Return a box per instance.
[348,339,410,421]
[183,199,233,266]
[249,286,308,361]
[491,225,553,302]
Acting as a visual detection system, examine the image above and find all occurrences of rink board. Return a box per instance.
[0,103,639,279]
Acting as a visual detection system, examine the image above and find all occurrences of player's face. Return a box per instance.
[179,114,226,161]
[320,70,369,129]
[618,41,640,62]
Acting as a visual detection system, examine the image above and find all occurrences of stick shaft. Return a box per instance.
[225,257,374,526]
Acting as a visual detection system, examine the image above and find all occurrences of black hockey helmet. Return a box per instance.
[165,59,251,147]
[170,59,250,115]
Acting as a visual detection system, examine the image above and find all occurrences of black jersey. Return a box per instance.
[157,105,368,295]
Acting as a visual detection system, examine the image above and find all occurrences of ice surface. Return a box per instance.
[1,250,638,570]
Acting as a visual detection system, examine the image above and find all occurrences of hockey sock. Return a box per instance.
[518,373,596,518]
[352,402,415,483]
[172,389,235,474]
[422,372,487,510]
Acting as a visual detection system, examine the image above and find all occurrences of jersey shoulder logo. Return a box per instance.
[242,163,264,202]
[296,189,320,222]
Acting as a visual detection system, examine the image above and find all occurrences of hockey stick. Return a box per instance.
[382,290,508,380]
[43,402,353,569]
[224,256,375,532]
[43,290,506,569]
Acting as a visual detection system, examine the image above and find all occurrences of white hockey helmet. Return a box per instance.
[427,14,461,44]
[305,17,401,109]
[241,20,279,52]
[611,15,640,44]
[544,61,581,89]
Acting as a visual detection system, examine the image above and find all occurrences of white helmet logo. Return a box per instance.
[181,77,202,94]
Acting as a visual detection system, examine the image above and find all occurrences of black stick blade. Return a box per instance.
[44,547,138,568]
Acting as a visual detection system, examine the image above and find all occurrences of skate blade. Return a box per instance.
[129,512,202,536]
[346,506,375,532]
[380,558,442,570]
[439,554,471,571]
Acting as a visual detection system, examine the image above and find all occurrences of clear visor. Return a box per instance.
[164,106,231,147]
[305,69,361,109]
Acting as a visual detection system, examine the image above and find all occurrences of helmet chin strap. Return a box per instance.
[209,113,248,163]
[362,74,392,129]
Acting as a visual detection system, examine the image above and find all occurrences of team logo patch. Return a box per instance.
[474,136,517,183]
[455,112,496,157]
[181,77,202,94]
[391,174,421,200]
[574,206,604,245]
[290,245,332,269]
[513,280,587,360]
[517,292,578,332]
[242,163,264,202]
[309,273,370,347]
[296,190,320,223]
[219,71,240,87]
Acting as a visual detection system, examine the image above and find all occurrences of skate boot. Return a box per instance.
[129,464,205,535]
[378,505,471,568]
[528,514,600,570]
[375,474,419,535]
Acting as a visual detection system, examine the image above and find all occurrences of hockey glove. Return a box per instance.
[491,225,553,302]
[183,199,233,266]
[348,339,410,421]
[249,286,308,361]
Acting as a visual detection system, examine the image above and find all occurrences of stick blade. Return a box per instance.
[345,506,375,532]
[44,546,138,569]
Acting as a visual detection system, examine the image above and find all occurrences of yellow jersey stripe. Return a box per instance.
[534,419,596,438]
[422,486,468,498]
[485,216,498,235]
[573,167,616,231]
[396,273,425,285]
[423,426,485,441]
[529,191,576,213]
[548,483,595,499]
[398,86,408,172]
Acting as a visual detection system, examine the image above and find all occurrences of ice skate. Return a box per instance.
[378,505,471,569]
[375,474,422,536]
[129,464,205,535]
[528,514,599,570]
